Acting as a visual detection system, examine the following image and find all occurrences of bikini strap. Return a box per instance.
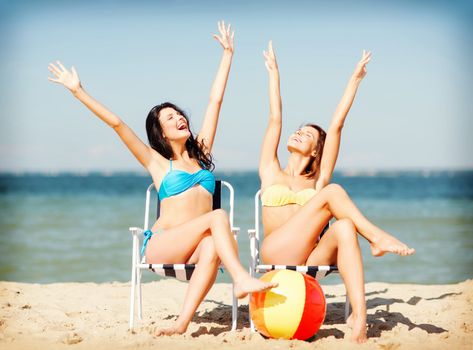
[170,158,173,171]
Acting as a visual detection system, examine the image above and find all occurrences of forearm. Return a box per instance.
[72,86,123,128]
[268,69,282,122]
[208,50,233,103]
[330,74,362,130]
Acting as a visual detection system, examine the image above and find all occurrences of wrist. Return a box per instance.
[350,75,362,84]
[71,85,83,97]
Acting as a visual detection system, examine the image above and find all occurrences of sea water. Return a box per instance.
[0,171,471,285]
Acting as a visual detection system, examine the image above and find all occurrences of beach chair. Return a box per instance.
[129,180,239,331]
[247,190,350,332]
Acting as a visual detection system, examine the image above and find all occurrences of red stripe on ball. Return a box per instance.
[291,274,326,340]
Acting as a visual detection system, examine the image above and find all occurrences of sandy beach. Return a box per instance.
[0,279,472,350]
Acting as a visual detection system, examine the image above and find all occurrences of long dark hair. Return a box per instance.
[304,123,326,179]
[145,102,214,171]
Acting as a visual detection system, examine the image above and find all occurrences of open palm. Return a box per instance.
[213,20,234,52]
[263,40,278,71]
[48,61,81,92]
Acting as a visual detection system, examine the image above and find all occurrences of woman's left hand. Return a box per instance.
[353,50,372,79]
[213,20,234,53]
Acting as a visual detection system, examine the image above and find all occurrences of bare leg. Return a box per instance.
[146,209,277,297]
[155,236,220,336]
[317,184,414,256]
[306,219,367,343]
[262,183,414,262]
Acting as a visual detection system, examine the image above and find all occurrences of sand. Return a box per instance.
[1,279,472,349]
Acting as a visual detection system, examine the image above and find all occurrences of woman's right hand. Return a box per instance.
[48,61,81,93]
[263,40,278,72]
[353,50,372,80]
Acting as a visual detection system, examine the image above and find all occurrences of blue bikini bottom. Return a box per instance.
[141,229,162,256]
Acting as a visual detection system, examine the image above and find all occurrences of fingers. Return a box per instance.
[56,60,67,72]
[213,34,224,46]
[214,20,235,51]
[71,66,79,79]
[216,20,233,38]
[361,49,372,62]
[48,63,62,77]
[47,76,60,83]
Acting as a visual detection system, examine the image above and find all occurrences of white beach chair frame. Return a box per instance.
[248,190,350,332]
[128,180,239,331]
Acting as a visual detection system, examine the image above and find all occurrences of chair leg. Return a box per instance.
[137,268,143,320]
[248,265,256,332]
[231,283,238,331]
[250,313,256,332]
[129,266,137,330]
[344,294,350,321]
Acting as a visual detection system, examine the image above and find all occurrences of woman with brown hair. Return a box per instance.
[258,41,415,343]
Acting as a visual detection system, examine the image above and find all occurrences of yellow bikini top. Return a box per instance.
[261,184,317,207]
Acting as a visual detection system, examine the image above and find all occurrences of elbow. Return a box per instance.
[209,96,223,106]
[112,119,124,131]
[269,114,282,124]
[329,122,343,134]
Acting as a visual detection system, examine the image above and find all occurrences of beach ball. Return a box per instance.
[249,270,326,340]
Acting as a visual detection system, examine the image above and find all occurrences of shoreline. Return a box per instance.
[1,279,472,349]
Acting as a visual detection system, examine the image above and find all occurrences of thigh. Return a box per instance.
[145,211,216,264]
[304,224,340,266]
[261,198,332,265]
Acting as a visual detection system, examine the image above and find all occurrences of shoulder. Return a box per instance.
[147,152,171,178]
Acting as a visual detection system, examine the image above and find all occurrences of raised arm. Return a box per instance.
[259,41,283,178]
[48,61,160,170]
[315,50,372,191]
[197,21,234,153]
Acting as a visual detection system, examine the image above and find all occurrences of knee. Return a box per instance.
[332,219,357,241]
[211,208,229,225]
[324,183,347,197]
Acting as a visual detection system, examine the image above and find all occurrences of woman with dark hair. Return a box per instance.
[258,41,415,343]
[47,22,276,336]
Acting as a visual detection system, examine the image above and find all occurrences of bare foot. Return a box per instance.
[349,314,367,343]
[154,324,186,337]
[370,234,415,257]
[234,276,278,299]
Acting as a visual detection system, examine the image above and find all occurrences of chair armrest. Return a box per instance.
[231,227,240,242]
[129,227,144,236]
[248,229,256,238]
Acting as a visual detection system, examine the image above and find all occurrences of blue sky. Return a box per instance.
[1,0,472,172]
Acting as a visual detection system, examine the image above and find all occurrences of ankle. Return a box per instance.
[350,309,366,320]
[233,270,251,283]
[173,318,190,332]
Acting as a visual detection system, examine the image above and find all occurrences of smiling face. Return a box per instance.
[158,107,191,142]
[287,126,320,157]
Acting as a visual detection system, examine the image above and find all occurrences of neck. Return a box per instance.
[285,153,311,176]
[169,140,189,161]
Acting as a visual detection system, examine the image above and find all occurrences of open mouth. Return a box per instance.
[177,123,188,130]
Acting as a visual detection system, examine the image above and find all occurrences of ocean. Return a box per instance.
[0,171,472,285]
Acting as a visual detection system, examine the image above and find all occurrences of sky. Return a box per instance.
[1,0,472,173]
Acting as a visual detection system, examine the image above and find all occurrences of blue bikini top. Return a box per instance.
[158,159,215,200]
